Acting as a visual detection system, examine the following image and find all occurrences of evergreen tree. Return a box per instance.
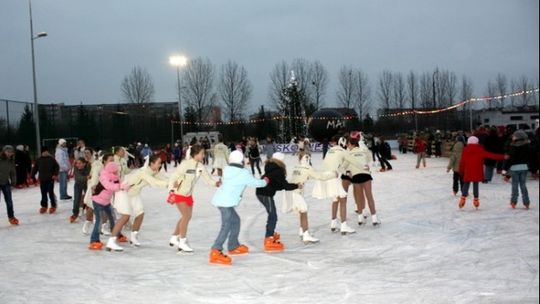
[18,105,36,147]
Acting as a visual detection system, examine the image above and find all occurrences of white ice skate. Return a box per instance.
[372,214,381,226]
[106,237,124,252]
[130,231,141,247]
[101,223,111,236]
[340,222,356,235]
[302,231,320,245]
[330,219,339,232]
[82,220,92,235]
[358,214,365,226]
[169,235,179,247]
[177,238,194,255]
[298,227,304,239]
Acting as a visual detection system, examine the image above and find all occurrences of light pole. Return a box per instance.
[169,55,188,144]
[29,0,47,156]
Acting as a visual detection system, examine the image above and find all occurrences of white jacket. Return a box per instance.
[168,159,216,196]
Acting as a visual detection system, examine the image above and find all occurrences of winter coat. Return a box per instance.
[483,134,504,167]
[290,162,335,195]
[74,163,91,187]
[168,159,216,196]
[125,167,168,197]
[342,146,372,176]
[213,143,230,163]
[256,159,298,197]
[247,145,261,160]
[114,155,131,179]
[379,142,392,159]
[459,144,505,182]
[88,160,103,189]
[447,142,464,172]
[503,142,531,172]
[322,145,346,173]
[414,139,426,153]
[0,157,16,186]
[55,146,71,172]
[15,150,31,175]
[212,164,267,207]
[31,155,59,182]
[92,162,123,206]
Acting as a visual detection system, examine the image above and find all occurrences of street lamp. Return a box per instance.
[169,55,188,144]
[29,0,47,156]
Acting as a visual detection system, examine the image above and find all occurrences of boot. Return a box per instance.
[302,231,319,244]
[106,237,124,252]
[178,238,194,253]
[510,202,517,209]
[358,214,365,226]
[524,203,530,210]
[101,223,111,236]
[372,214,381,226]
[169,235,179,247]
[264,236,284,252]
[298,227,304,239]
[458,196,466,209]
[82,220,92,235]
[88,241,103,250]
[8,217,19,225]
[130,231,141,247]
[48,207,57,214]
[209,249,232,266]
[39,207,47,214]
[330,219,339,232]
[340,222,356,235]
[228,244,249,256]
[69,215,77,223]
[473,198,480,209]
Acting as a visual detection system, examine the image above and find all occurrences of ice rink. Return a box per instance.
[0,153,538,304]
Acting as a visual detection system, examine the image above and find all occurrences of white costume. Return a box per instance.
[282,155,335,213]
[212,142,230,170]
[83,159,103,208]
[312,141,348,200]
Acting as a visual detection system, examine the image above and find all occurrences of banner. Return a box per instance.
[263,143,324,153]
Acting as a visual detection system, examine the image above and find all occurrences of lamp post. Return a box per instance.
[169,55,188,144]
[29,0,47,156]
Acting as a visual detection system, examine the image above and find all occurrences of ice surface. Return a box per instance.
[0,154,538,304]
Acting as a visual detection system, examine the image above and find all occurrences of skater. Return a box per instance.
[414,135,427,169]
[55,138,72,200]
[209,151,269,265]
[173,143,182,167]
[263,136,278,160]
[311,136,350,234]
[256,152,300,252]
[247,139,262,176]
[70,157,90,223]
[284,153,335,244]
[0,146,18,225]
[82,152,114,235]
[32,147,60,214]
[377,136,393,172]
[167,144,220,254]
[114,146,131,179]
[342,135,379,227]
[503,130,531,209]
[88,162,130,251]
[212,136,230,177]
[14,145,31,188]
[447,136,465,196]
[483,127,504,183]
[108,155,168,251]
[458,136,505,209]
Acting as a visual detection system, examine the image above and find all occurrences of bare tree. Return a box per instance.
[291,58,314,115]
[419,72,432,108]
[393,72,406,109]
[460,76,474,128]
[495,73,507,108]
[510,79,519,107]
[377,70,393,109]
[269,61,290,112]
[218,61,252,122]
[183,57,215,122]
[310,60,328,111]
[336,66,356,109]
[518,75,532,106]
[354,69,370,120]
[407,71,418,110]
[486,80,497,109]
[121,66,155,104]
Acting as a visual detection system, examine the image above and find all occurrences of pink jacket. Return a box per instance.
[92,162,122,206]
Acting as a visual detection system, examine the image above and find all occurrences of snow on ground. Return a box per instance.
[0,153,538,304]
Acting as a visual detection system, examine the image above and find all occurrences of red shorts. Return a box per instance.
[167,193,194,207]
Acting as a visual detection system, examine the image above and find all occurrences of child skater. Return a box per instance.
[447,136,465,196]
[503,130,531,209]
[212,135,230,177]
[82,153,114,235]
[107,155,168,250]
[283,152,335,244]
[70,157,90,223]
[31,147,60,214]
[256,152,301,253]
[168,144,220,254]
[89,162,130,251]
[209,151,269,266]
[458,136,505,209]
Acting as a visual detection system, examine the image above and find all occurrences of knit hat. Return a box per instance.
[467,136,479,145]
[513,130,528,141]
[229,150,244,164]
[58,138,67,145]
[456,135,465,143]
[272,152,285,162]
[2,145,14,153]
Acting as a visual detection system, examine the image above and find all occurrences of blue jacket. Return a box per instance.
[212,164,267,208]
[55,146,71,172]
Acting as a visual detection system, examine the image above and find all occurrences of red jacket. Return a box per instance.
[459,144,505,182]
[414,139,426,153]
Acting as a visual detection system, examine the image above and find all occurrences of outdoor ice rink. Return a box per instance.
[0,153,538,304]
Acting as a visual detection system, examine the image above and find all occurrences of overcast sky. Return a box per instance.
[1,0,538,114]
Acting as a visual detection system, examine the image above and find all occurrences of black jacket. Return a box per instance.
[504,143,531,171]
[247,145,261,159]
[256,161,298,197]
[31,155,59,181]
[484,134,504,166]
